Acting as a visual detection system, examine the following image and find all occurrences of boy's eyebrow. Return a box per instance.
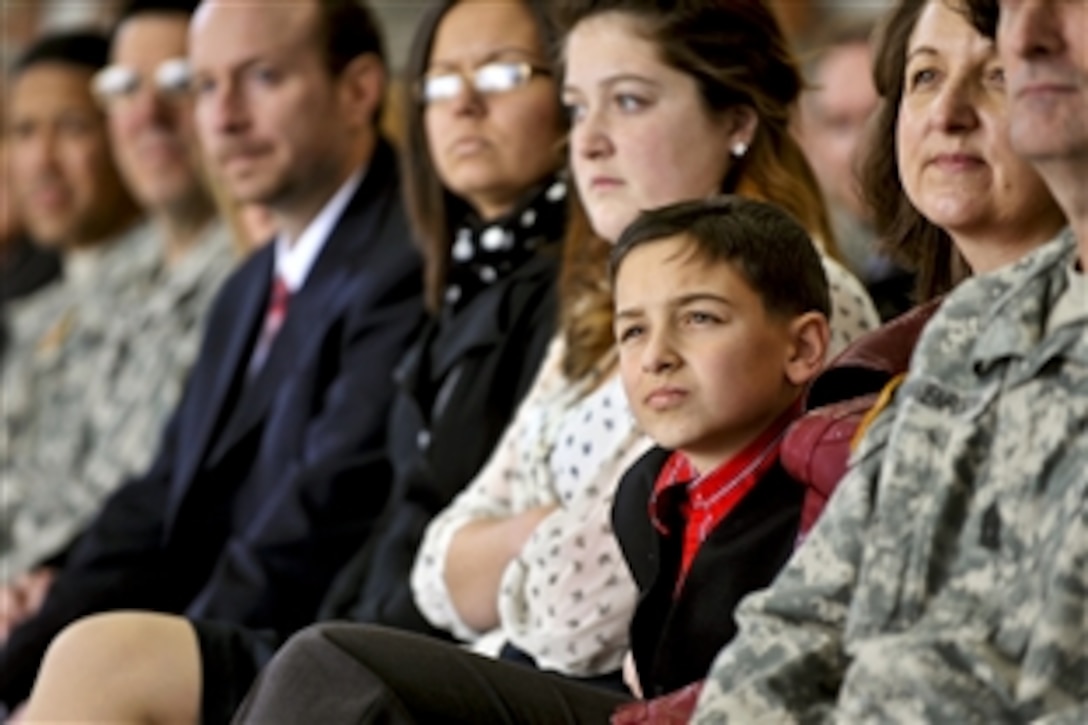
[614,292,734,320]
[674,292,734,307]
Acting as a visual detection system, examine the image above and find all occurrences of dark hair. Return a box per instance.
[401,0,561,311]
[859,0,976,301]
[611,196,831,320]
[13,31,110,76]
[964,0,999,39]
[110,0,199,67]
[553,0,839,380]
[117,0,199,23]
[316,0,386,76]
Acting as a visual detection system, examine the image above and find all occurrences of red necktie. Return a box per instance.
[248,275,290,376]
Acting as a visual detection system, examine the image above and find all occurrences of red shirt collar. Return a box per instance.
[649,399,802,587]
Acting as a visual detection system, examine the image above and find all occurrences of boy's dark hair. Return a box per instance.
[13,31,110,77]
[611,196,831,320]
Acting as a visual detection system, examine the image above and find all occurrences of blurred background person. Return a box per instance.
[1,29,145,375]
[0,0,425,710]
[797,16,914,320]
[0,0,240,630]
[0,30,147,619]
[0,134,61,340]
[16,1,570,721]
[0,1,122,71]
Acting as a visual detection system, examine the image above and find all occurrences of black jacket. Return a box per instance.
[0,140,425,707]
[613,447,804,697]
[194,219,561,722]
[321,250,559,629]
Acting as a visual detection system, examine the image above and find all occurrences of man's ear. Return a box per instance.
[337,52,386,129]
[784,311,830,387]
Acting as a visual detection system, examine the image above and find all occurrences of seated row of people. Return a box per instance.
[5,0,1086,721]
[0,4,237,607]
[0,0,428,708]
[234,0,1087,721]
[4,0,878,718]
[695,0,1087,717]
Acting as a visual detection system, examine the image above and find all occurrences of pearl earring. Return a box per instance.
[731,141,748,158]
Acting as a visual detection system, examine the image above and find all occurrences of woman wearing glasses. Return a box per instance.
[18,1,570,722]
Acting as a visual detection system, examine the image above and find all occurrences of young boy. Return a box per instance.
[224,195,832,724]
[610,195,830,702]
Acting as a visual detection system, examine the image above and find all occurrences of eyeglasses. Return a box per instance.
[417,61,551,105]
[92,58,193,106]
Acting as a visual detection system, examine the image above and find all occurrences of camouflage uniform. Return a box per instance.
[0,221,235,581]
[694,228,1088,724]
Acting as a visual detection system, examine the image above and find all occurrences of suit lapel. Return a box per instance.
[205,143,397,467]
[175,253,272,489]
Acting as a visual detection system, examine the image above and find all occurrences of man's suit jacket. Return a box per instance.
[613,447,803,698]
[190,248,562,724]
[0,139,425,706]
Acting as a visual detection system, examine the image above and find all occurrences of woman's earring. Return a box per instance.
[731,141,748,158]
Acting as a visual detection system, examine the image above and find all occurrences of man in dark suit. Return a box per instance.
[0,0,423,707]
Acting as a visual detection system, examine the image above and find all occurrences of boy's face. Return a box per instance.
[614,234,801,474]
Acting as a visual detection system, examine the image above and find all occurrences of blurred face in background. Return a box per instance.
[7,62,135,249]
[190,0,377,218]
[563,12,740,244]
[800,41,877,220]
[101,12,207,216]
[422,0,563,220]
[0,138,22,245]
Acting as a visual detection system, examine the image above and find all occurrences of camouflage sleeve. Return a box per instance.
[691,397,897,723]
[1033,705,1088,725]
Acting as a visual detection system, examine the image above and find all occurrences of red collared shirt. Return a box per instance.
[649,401,801,590]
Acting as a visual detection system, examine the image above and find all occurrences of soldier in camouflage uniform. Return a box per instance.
[693,0,1088,721]
[1,9,236,596]
[0,220,231,580]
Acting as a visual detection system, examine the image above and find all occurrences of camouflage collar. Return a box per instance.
[970,228,1088,373]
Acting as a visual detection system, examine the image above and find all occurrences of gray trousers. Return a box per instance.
[233,623,630,724]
